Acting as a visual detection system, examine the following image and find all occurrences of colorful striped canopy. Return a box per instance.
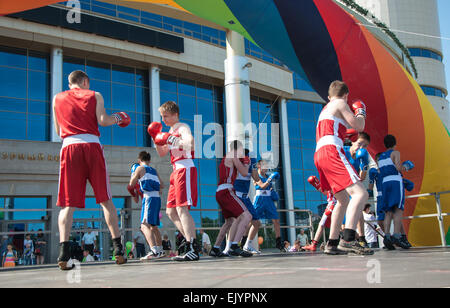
[2,0,449,246]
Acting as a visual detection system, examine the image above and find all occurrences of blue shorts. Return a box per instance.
[238,195,259,220]
[382,179,405,212]
[141,196,161,226]
[254,196,279,220]
[376,195,385,221]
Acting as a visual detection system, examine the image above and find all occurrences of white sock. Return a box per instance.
[223,241,232,253]
[245,239,253,249]
[151,246,157,254]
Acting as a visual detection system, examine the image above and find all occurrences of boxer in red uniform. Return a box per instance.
[148,101,199,261]
[314,81,372,255]
[53,70,130,270]
[210,140,252,257]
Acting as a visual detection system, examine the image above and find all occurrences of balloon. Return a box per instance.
[258,236,264,245]
[6,0,449,246]
[125,241,133,252]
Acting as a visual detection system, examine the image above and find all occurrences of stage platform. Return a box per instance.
[1,247,449,288]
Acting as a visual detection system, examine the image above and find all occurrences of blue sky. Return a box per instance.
[438,0,450,97]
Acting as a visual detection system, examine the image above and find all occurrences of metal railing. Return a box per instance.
[0,206,314,243]
[369,190,450,247]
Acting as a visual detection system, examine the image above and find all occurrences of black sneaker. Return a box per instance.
[401,235,412,248]
[229,245,253,257]
[324,245,348,255]
[392,236,410,249]
[57,242,75,271]
[383,235,396,250]
[275,237,283,251]
[338,239,374,255]
[172,243,199,261]
[112,238,127,265]
[209,247,227,258]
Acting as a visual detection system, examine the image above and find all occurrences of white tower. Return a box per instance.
[355,0,450,129]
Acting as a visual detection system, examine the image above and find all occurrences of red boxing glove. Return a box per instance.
[113,112,131,128]
[135,183,143,198]
[127,184,137,197]
[351,99,366,119]
[307,176,321,191]
[240,156,251,165]
[154,132,179,146]
[147,122,162,140]
[346,129,359,143]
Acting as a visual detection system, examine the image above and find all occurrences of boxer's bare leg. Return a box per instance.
[393,208,404,234]
[166,207,186,238]
[58,207,76,243]
[272,219,281,238]
[343,182,368,231]
[153,226,162,246]
[214,218,235,247]
[231,211,252,243]
[176,206,196,241]
[100,199,121,239]
[141,223,156,248]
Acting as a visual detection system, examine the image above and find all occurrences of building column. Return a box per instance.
[149,65,161,147]
[224,30,252,148]
[279,98,296,243]
[50,47,63,143]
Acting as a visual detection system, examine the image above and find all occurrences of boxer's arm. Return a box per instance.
[232,157,248,177]
[360,170,368,181]
[391,151,406,172]
[129,166,144,187]
[156,171,164,190]
[52,96,60,137]
[251,169,271,189]
[337,100,365,132]
[95,92,117,127]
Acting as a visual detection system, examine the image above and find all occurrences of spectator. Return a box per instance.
[363,204,380,249]
[81,231,97,256]
[200,229,211,255]
[133,230,146,259]
[289,240,301,252]
[34,230,47,265]
[2,244,17,268]
[93,250,101,261]
[162,234,172,256]
[296,229,309,248]
[0,235,9,263]
[82,250,95,262]
[23,234,34,266]
[283,241,291,252]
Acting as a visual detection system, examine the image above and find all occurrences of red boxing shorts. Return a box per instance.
[57,136,111,208]
[167,160,198,208]
[216,185,246,219]
[314,143,360,194]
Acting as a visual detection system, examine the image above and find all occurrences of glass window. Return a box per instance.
[112,83,135,111]
[1,197,48,221]
[178,78,196,96]
[28,71,50,101]
[160,74,177,93]
[112,65,135,85]
[86,60,111,81]
[178,94,196,120]
[0,67,27,99]
[300,120,316,140]
[28,51,49,72]
[299,101,315,120]
[0,97,26,113]
[0,46,27,68]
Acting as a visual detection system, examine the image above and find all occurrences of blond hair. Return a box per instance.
[159,101,179,115]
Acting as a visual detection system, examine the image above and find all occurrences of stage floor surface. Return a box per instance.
[1,247,449,288]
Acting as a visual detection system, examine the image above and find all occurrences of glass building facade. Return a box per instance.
[0,46,50,141]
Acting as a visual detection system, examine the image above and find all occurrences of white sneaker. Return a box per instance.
[153,251,166,259]
[243,246,261,255]
[140,252,156,261]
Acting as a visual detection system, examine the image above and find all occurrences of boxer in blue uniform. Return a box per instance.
[232,150,271,254]
[252,159,282,251]
[344,132,370,246]
[368,153,385,232]
[378,135,414,250]
[128,151,165,260]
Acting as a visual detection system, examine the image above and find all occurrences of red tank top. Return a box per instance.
[316,104,349,144]
[169,125,195,164]
[218,157,237,186]
[54,88,100,139]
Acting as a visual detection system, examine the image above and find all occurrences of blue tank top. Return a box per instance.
[234,158,257,194]
[139,166,160,193]
[344,146,360,173]
[378,150,401,178]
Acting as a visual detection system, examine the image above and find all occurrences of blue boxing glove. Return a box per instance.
[271,190,279,201]
[402,160,415,171]
[368,168,378,184]
[403,179,414,192]
[356,148,369,172]
[267,171,280,183]
[130,163,140,174]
